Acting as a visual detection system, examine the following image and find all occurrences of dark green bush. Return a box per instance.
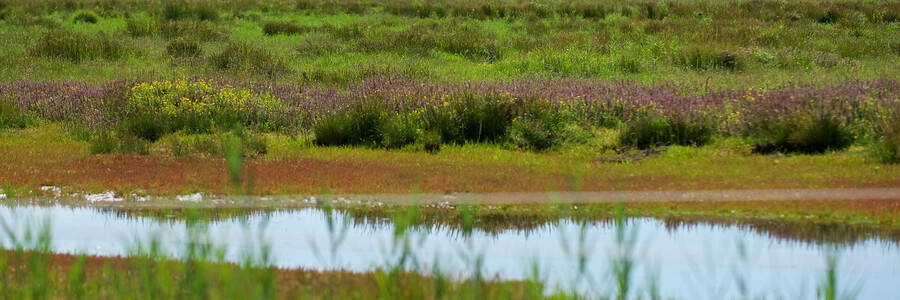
[120,113,168,142]
[314,102,383,146]
[621,115,713,149]
[29,30,127,62]
[72,10,100,24]
[262,21,313,35]
[750,115,854,154]
[210,43,287,75]
[453,94,515,142]
[419,105,462,144]
[166,38,202,58]
[788,116,853,153]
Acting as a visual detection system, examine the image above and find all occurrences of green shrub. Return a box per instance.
[166,38,202,58]
[750,115,854,154]
[788,116,853,153]
[72,10,100,24]
[508,118,553,151]
[29,30,127,62]
[314,102,383,146]
[453,93,515,142]
[621,115,713,149]
[120,113,168,142]
[262,21,313,35]
[419,105,462,144]
[379,116,418,149]
[210,43,287,75]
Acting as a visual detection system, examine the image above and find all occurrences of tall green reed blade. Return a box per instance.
[612,202,637,300]
[66,254,87,300]
[224,126,246,195]
[817,246,861,300]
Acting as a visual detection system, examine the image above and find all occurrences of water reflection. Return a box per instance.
[1,205,898,299]
[95,206,900,246]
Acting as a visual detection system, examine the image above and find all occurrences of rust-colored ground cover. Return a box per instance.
[2,127,899,224]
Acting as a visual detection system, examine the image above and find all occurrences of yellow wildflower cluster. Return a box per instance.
[128,78,286,118]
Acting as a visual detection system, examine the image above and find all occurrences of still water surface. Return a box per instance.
[1,205,898,299]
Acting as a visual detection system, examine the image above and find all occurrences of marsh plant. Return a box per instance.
[3,77,896,156]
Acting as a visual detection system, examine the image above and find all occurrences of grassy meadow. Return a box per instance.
[1,0,900,299]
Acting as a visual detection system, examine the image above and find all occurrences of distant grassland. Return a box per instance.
[0,0,897,87]
[0,0,899,163]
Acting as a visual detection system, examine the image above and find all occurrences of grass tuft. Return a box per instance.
[166,38,202,58]
[621,115,713,149]
[210,43,287,75]
[72,10,100,24]
[29,30,127,62]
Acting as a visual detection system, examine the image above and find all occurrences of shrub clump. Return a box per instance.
[210,43,287,75]
[29,30,127,62]
[72,10,100,24]
[750,114,854,154]
[621,114,713,149]
[262,21,314,36]
[313,101,385,147]
[166,38,202,58]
